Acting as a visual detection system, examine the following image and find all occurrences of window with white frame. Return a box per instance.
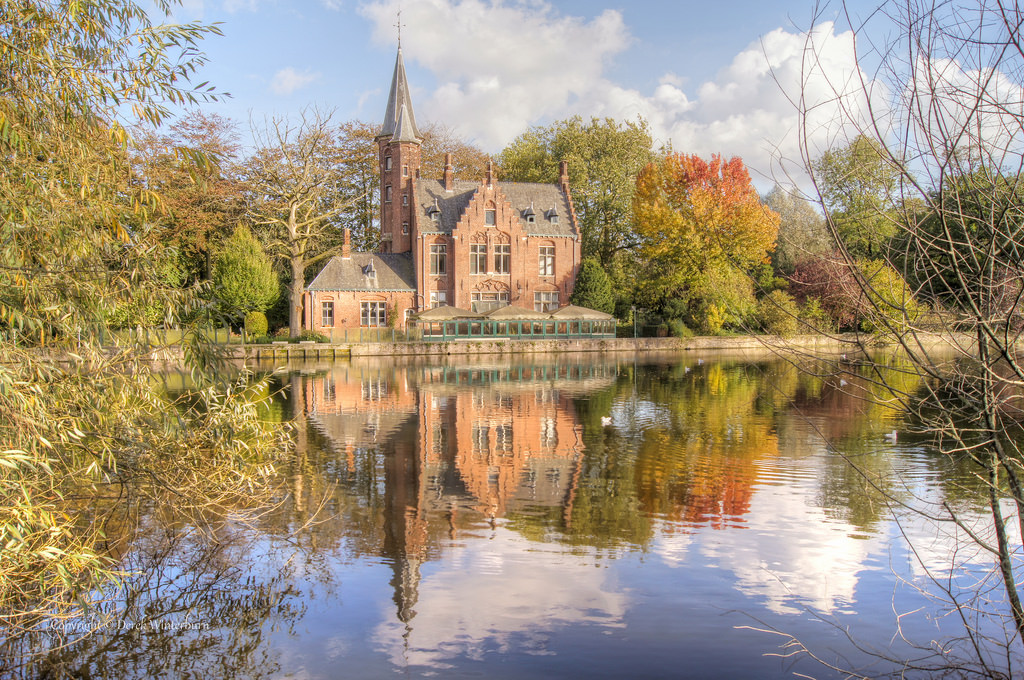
[539,245,555,276]
[430,244,447,276]
[495,424,513,452]
[472,423,489,454]
[360,301,387,327]
[430,291,447,308]
[534,291,558,312]
[471,291,509,313]
[541,417,557,450]
[494,243,510,274]
[321,300,335,327]
[470,244,486,274]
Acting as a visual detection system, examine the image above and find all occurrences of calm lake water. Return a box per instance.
[27,350,1021,679]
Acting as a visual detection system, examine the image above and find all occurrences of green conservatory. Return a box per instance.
[409,304,616,342]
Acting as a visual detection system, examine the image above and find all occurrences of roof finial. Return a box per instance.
[395,6,405,48]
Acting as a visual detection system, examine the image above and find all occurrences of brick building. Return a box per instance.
[304,47,582,333]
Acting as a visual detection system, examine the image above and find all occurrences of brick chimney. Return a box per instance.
[443,152,454,191]
[559,160,570,194]
[486,160,494,188]
[342,228,351,259]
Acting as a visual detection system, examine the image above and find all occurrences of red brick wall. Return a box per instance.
[379,139,421,254]
[308,290,416,336]
[442,181,581,311]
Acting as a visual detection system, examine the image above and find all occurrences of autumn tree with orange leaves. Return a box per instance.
[633,154,779,332]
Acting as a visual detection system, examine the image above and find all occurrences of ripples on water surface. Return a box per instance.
[22,351,1024,679]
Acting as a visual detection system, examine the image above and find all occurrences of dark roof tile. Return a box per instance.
[307,252,415,292]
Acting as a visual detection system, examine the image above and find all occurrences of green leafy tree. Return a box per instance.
[763,184,830,274]
[569,258,615,314]
[757,290,800,336]
[813,135,900,259]
[332,120,381,251]
[212,226,280,321]
[499,116,656,267]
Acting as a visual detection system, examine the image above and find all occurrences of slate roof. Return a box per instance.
[378,48,421,143]
[414,179,578,238]
[306,252,415,292]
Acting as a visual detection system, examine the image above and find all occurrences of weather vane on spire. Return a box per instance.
[395,6,405,48]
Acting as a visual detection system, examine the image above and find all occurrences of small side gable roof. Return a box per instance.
[306,252,415,292]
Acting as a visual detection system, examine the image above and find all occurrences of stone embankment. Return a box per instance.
[220,332,972,362]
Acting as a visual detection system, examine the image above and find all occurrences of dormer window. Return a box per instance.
[547,206,560,224]
[523,204,536,224]
[427,200,441,222]
[362,261,378,288]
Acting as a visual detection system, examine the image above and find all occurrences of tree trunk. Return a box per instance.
[289,255,304,338]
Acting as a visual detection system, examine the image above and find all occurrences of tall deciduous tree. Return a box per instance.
[245,108,354,337]
[763,184,830,274]
[420,122,491,182]
[634,153,779,298]
[813,134,900,259]
[131,111,245,281]
[499,116,656,266]
[332,120,380,252]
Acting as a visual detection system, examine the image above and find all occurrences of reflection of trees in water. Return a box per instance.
[10,514,309,680]
[634,361,779,528]
[285,354,964,557]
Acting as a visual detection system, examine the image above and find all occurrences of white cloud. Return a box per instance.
[370,527,627,669]
[270,67,321,96]
[361,0,631,149]
[359,1,880,189]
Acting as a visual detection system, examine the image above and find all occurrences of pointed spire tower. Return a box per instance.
[377,47,422,254]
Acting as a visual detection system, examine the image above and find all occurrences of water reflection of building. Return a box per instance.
[303,360,615,629]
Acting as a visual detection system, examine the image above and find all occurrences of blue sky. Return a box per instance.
[170,0,884,188]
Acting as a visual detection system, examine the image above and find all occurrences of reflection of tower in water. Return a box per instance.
[381,417,427,628]
[302,360,616,627]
